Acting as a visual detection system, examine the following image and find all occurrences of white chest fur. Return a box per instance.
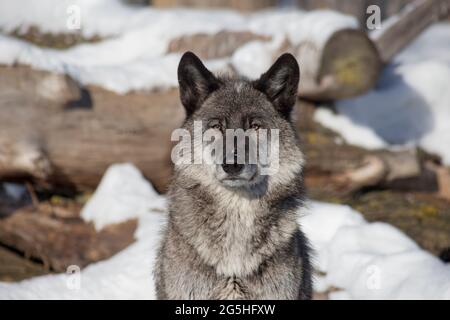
[193,188,263,277]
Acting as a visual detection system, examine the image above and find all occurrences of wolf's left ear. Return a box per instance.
[178,51,221,116]
[254,53,299,118]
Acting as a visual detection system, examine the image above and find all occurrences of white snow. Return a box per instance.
[0,2,449,300]
[0,0,357,93]
[303,202,450,300]
[317,23,450,164]
[1,165,449,300]
[0,164,167,299]
[314,108,387,150]
[0,211,166,299]
[81,163,166,230]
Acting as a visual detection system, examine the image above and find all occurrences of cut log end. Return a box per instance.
[314,29,382,101]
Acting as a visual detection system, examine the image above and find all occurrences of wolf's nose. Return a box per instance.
[222,163,244,175]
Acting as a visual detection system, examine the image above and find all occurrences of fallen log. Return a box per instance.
[296,103,440,197]
[0,202,137,272]
[287,28,381,101]
[168,31,271,60]
[152,0,276,11]
[166,0,450,100]
[0,65,182,193]
[169,28,382,101]
[0,65,442,194]
[372,0,450,63]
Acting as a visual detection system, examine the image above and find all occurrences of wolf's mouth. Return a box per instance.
[222,177,246,181]
[220,169,258,186]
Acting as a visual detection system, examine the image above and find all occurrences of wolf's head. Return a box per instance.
[173,51,304,193]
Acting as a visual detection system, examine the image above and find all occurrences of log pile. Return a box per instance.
[167,28,382,101]
[1,64,446,197]
[0,65,182,193]
[1,0,450,279]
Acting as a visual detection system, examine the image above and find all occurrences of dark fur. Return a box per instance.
[155,52,312,299]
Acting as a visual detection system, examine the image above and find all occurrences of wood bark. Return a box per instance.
[0,65,183,193]
[0,202,137,272]
[169,28,382,101]
[167,31,271,60]
[152,0,277,11]
[0,65,440,194]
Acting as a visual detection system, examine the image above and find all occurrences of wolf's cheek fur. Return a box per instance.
[268,143,305,191]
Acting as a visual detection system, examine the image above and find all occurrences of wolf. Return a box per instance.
[154,51,312,300]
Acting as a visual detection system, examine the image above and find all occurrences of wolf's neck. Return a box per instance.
[172,181,299,277]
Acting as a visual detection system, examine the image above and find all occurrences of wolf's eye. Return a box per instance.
[250,123,261,130]
[211,123,223,131]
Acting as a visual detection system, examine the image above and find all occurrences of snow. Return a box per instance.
[314,108,387,150]
[0,212,166,299]
[302,202,450,300]
[317,23,450,164]
[0,0,357,93]
[1,164,449,300]
[81,163,166,230]
[0,1,449,300]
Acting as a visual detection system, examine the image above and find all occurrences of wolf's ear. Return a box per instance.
[254,53,299,118]
[178,51,221,116]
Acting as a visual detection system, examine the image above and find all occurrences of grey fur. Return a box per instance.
[154,52,312,300]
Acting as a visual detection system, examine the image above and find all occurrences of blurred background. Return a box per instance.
[0,0,449,299]
[145,0,415,27]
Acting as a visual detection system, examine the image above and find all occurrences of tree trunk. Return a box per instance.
[290,28,381,100]
[1,65,440,194]
[152,0,277,11]
[169,29,382,101]
[0,65,183,193]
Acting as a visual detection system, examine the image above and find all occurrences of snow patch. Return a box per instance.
[1,166,449,299]
[314,108,387,150]
[81,163,166,230]
[303,202,450,300]
[317,23,450,165]
[0,2,357,93]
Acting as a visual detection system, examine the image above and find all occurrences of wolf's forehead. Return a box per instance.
[206,80,271,112]
[233,81,247,93]
[220,80,256,97]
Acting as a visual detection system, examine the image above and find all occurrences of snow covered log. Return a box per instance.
[0,4,383,102]
[288,28,381,101]
[0,202,137,272]
[168,31,271,60]
[153,0,276,11]
[168,28,382,101]
[0,65,440,194]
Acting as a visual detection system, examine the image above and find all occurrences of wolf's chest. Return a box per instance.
[210,194,263,276]
[214,277,248,299]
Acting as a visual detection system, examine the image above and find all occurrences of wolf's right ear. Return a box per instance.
[178,52,221,116]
